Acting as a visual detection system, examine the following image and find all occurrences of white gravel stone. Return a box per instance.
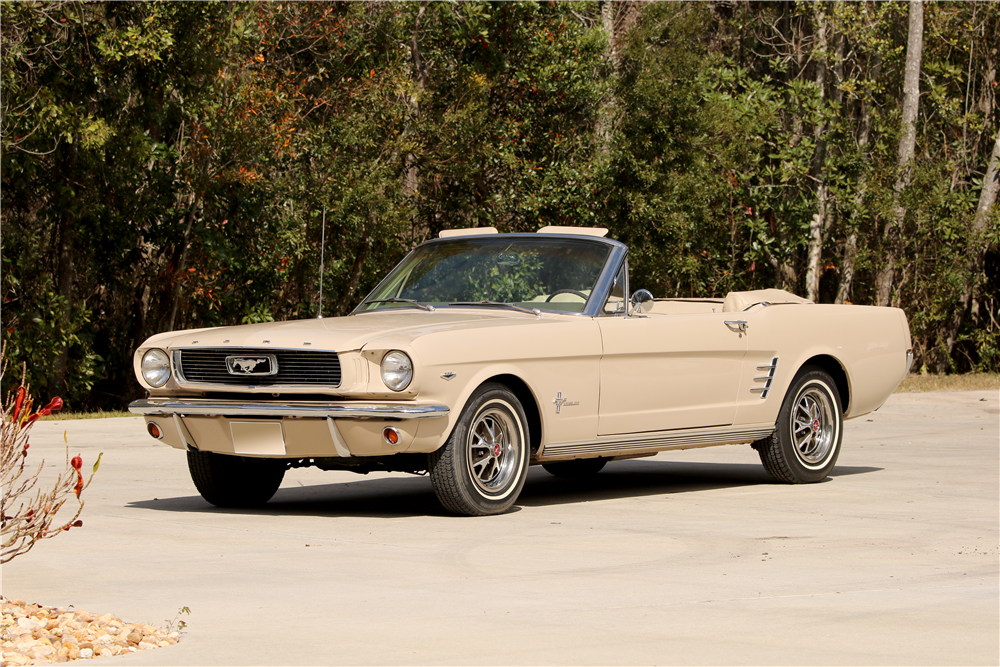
[1,596,180,665]
[16,618,44,631]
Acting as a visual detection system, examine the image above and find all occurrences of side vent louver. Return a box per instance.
[750,357,779,399]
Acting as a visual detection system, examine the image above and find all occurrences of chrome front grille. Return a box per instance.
[174,348,342,387]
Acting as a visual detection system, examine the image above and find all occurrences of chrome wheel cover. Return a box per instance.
[466,404,520,494]
[791,385,836,467]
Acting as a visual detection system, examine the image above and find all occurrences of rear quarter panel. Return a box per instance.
[735,304,911,425]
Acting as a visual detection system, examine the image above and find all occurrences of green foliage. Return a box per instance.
[1,0,998,409]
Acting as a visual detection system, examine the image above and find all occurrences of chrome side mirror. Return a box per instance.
[630,289,654,315]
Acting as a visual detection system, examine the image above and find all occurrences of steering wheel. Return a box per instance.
[545,289,589,302]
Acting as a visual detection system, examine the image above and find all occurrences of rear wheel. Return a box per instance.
[753,367,843,483]
[187,450,286,507]
[429,383,530,516]
[543,458,607,478]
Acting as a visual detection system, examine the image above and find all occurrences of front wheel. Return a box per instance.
[753,367,843,483]
[187,450,286,507]
[428,383,530,516]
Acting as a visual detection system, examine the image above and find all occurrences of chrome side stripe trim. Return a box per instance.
[541,424,775,459]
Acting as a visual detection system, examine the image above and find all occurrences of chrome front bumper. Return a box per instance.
[128,398,450,420]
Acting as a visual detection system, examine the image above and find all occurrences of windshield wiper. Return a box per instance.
[362,297,435,312]
[448,300,541,316]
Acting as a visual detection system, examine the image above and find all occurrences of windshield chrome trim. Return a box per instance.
[358,297,436,312]
[129,398,450,420]
[586,247,629,318]
[353,233,628,318]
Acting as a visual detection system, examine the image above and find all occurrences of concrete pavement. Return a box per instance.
[3,390,997,665]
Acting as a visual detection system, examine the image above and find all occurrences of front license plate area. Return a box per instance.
[230,421,285,455]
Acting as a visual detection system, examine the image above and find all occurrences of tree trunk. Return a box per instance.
[337,219,374,316]
[596,0,619,158]
[403,3,428,195]
[48,142,78,399]
[835,233,858,304]
[167,191,199,332]
[805,186,828,302]
[835,53,882,304]
[875,0,923,307]
[772,2,802,290]
[805,5,829,303]
[48,202,75,399]
[940,128,1000,368]
[601,1,620,70]
[767,254,798,291]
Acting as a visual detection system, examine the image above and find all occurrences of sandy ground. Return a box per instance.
[3,389,997,666]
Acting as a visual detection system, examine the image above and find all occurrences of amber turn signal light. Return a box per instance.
[382,427,400,445]
[147,422,163,440]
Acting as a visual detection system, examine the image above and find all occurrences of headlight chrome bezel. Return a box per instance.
[141,348,171,387]
[380,350,413,392]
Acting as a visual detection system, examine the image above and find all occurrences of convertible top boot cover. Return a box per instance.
[722,289,812,312]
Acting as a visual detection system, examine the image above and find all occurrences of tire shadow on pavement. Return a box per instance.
[127,474,444,517]
[517,459,882,508]
[125,459,882,517]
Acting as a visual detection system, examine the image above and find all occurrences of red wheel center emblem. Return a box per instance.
[812,420,820,431]
[493,444,502,457]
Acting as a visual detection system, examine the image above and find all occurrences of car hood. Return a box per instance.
[141,309,553,352]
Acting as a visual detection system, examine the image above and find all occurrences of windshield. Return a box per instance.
[356,237,613,314]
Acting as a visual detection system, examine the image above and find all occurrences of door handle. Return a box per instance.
[724,320,749,334]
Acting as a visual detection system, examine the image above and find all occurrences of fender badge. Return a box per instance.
[441,372,457,381]
[553,392,579,414]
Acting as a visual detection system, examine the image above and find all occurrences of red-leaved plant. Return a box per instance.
[1,344,101,563]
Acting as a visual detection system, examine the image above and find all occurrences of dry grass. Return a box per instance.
[40,409,133,421]
[895,373,1000,393]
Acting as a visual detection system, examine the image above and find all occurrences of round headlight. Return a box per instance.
[141,348,171,387]
[380,351,413,392]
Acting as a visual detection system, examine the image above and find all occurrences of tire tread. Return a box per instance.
[428,440,480,515]
[187,450,285,507]
[753,433,799,484]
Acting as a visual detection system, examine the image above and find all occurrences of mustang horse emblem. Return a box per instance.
[225,356,275,375]
[235,358,267,373]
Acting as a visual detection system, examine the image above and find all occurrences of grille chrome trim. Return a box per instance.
[174,348,341,388]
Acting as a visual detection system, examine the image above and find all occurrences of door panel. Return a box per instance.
[597,314,747,435]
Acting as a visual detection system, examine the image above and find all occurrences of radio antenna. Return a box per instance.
[318,205,326,319]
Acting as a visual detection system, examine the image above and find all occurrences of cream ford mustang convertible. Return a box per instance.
[129,227,912,516]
